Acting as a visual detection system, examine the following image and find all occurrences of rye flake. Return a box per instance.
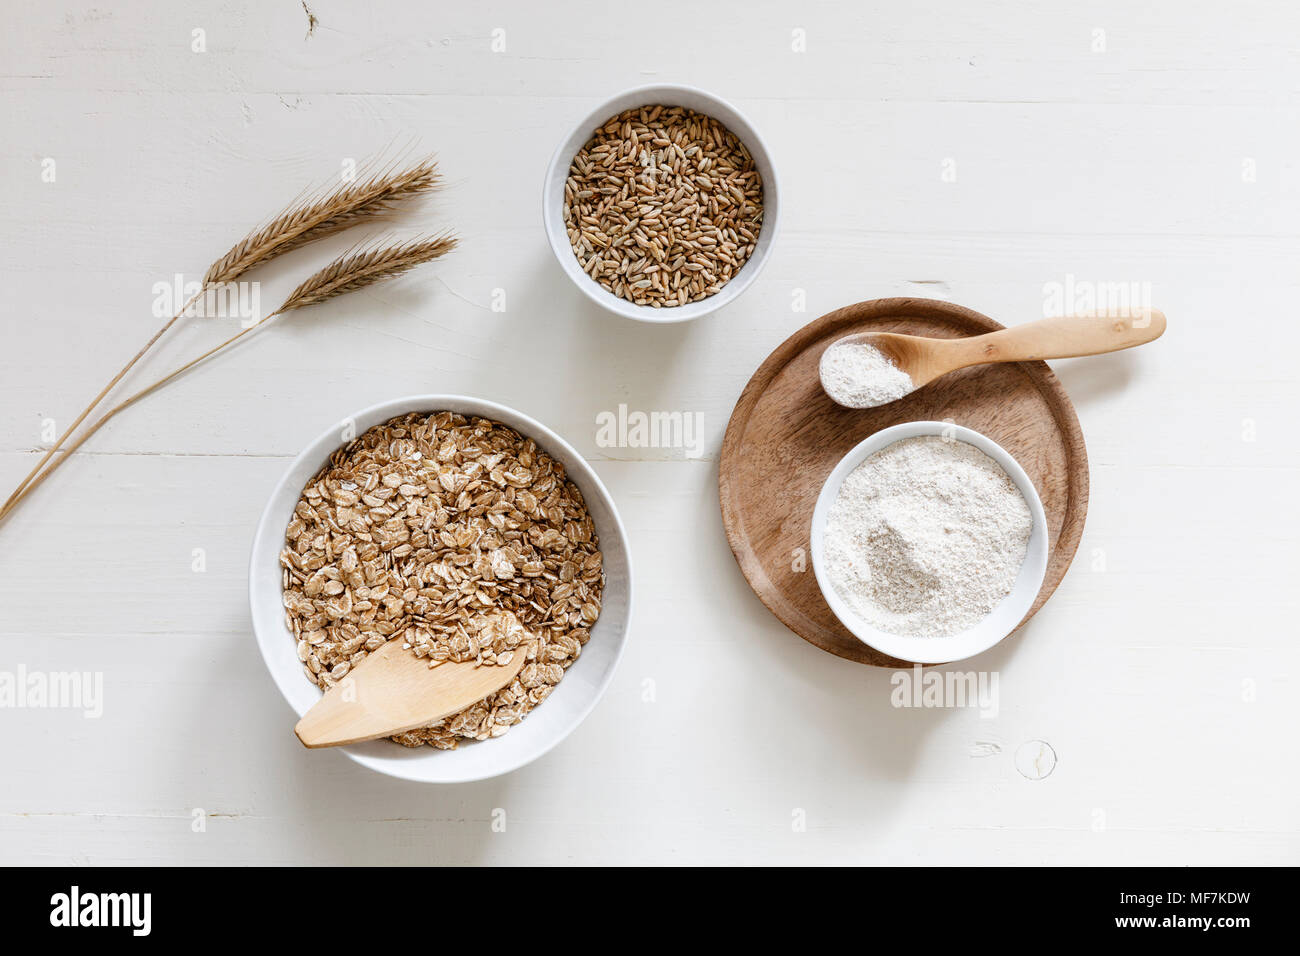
[563,104,764,308]
[280,411,604,749]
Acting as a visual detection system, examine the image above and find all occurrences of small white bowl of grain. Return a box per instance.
[543,84,780,323]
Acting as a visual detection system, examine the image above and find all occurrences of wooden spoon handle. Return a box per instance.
[949,309,1167,369]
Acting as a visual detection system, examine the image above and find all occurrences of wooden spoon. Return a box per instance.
[822,308,1167,408]
[294,612,531,749]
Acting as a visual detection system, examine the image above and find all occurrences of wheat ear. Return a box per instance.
[3,157,443,511]
[0,235,457,524]
[275,234,459,312]
[203,158,442,285]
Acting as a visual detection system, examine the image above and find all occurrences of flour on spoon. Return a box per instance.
[819,340,916,408]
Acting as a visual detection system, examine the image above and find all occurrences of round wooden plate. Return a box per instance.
[719,298,1089,667]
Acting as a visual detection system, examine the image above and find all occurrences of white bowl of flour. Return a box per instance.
[810,422,1048,664]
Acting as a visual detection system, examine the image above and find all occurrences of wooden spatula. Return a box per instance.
[295,612,531,749]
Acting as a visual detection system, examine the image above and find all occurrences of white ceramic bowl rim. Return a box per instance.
[542,82,781,324]
[809,421,1050,665]
[249,395,634,783]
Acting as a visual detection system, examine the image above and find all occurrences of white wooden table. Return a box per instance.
[2,0,1297,865]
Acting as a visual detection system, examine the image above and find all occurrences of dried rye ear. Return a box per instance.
[0,232,458,526]
[275,234,458,313]
[204,158,442,285]
[3,155,444,517]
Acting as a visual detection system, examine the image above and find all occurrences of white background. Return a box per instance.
[2,1,1297,865]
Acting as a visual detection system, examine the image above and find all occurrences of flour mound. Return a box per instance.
[823,436,1032,637]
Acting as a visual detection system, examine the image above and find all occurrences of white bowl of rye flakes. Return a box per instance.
[543,83,780,323]
[249,396,633,783]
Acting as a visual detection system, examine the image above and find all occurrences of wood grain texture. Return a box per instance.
[720,298,1089,666]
